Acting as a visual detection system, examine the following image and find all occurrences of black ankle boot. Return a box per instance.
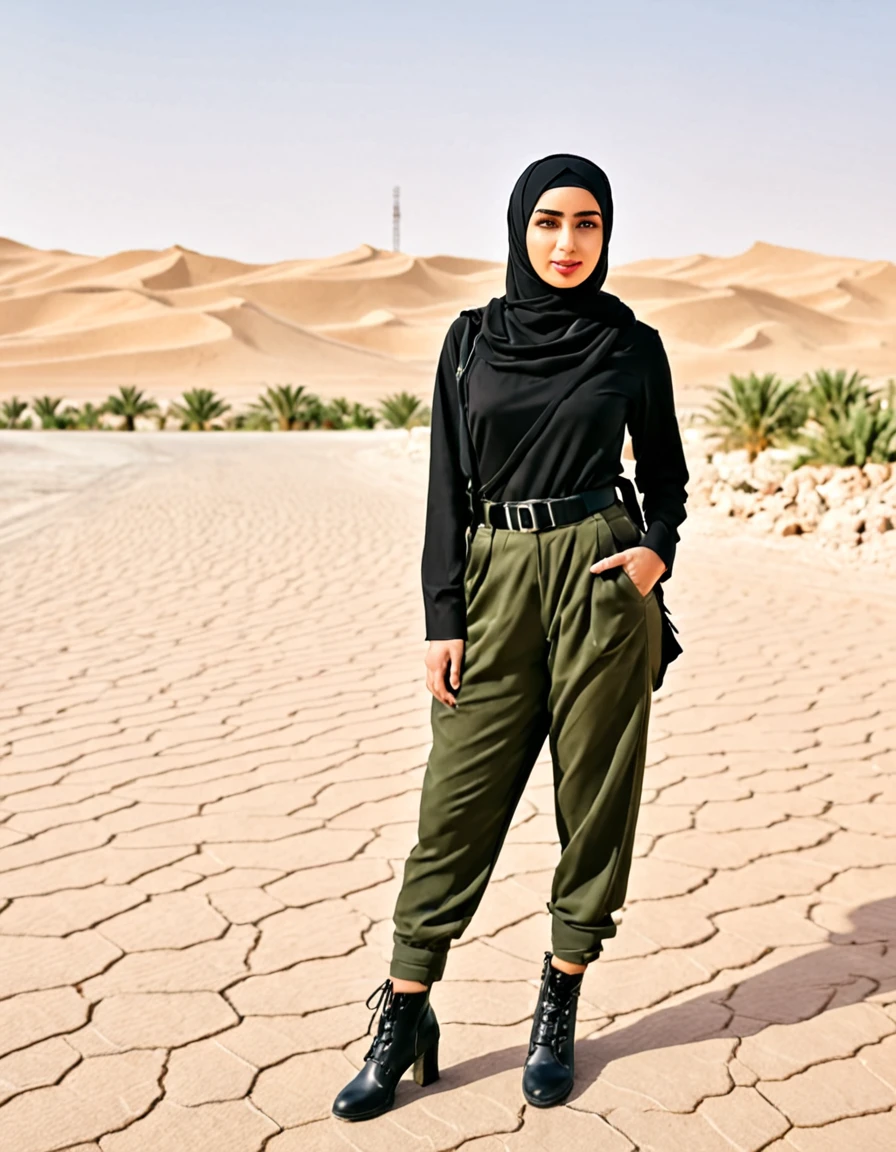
[331,978,440,1122]
[521,950,586,1107]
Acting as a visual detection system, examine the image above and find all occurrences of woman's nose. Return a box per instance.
[556,227,576,252]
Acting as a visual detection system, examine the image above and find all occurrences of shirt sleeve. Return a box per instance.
[421,317,471,640]
[628,327,690,581]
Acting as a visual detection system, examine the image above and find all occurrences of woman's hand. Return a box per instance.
[425,639,465,708]
[590,546,667,596]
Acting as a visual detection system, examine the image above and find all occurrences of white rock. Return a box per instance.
[775,517,803,537]
[864,462,892,487]
[748,510,777,533]
[781,473,800,499]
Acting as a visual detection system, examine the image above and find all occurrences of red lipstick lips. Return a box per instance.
[551,260,582,277]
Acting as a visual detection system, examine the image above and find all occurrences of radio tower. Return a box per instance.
[392,186,401,252]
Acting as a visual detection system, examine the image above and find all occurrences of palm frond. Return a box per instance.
[377,391,431,429]
[32,395,67,429]
[0,397,28,428]
[169,388,231,431]
[795,395,896,467]
[102,386,159,431]
[702,373,807,461]
[249,384,311,430]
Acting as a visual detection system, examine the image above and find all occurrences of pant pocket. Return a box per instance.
[617,567,653,603]
[606,508,644,552]
[592,513,651,603]
[604,510,653,602]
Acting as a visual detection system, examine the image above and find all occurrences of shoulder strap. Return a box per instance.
[454,314,481,497]
[614,474,646,532]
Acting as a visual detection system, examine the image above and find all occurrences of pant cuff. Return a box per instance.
[390,939,450,985]
[551,912,618,966]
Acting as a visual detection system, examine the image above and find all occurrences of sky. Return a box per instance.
[2,0,892,267]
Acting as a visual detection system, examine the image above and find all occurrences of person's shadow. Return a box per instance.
[416,896,896,1100]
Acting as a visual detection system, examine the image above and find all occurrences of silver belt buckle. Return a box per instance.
[512,500,555,532]
[517,502,537,532]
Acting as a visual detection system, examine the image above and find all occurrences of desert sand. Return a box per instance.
[1,236,894,409]
[1,430,895,1149]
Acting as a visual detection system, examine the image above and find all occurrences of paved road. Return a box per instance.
[1,432,894,1152]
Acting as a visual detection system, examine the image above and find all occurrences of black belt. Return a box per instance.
[482,486,618,532]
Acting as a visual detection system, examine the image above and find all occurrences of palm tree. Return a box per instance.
[322,396,352,430]
[796,395,896,467]
[59,405,82,429]
[803,368,871,424]
[700,372,807,462]
[226,408,273,431]
[0,397,28,428]
[249,384,311,431]
[299,394,328,429]
[74,402,104,430]
[169,388,230,431]
[350,401,377,429]
[102,386,159,431]
[316,397,376,430]
[32,395,67,429]
[377,391,431,429]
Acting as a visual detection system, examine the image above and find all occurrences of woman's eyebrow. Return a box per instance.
[534,208,602,218]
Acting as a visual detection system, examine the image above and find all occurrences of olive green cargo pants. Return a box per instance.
[391,503,663,985]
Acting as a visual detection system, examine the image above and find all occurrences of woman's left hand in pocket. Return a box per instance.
[590,545,667,596]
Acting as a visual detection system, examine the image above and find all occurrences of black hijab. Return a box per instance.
[476,153,635,377]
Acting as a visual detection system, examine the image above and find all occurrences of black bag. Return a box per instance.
[453,311,683,690]
[610,474,683,691]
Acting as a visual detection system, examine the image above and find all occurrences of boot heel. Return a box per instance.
[412,1040,440,1087]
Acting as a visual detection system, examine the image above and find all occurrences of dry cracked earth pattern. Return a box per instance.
[1,429,895,1152]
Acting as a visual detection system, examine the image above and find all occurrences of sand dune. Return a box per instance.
[209,301,427,376]
[638,285,854,349]
[0,287,159,337]
[0,310,225,364]
[318,310,445,360]
[603,273,711,302]
[0,236,893,408]
[142,247,264,291]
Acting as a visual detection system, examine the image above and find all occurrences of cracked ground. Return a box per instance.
[1,430,895,1152]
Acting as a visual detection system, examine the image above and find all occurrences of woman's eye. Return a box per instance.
[534,217,600,228]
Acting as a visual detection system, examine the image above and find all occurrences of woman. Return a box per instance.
[332,153,689,1121]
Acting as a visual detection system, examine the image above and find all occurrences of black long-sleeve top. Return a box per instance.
[421,314,689,641]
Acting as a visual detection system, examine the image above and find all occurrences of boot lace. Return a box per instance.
[532,951,579,1054]
[363,978,397,1063]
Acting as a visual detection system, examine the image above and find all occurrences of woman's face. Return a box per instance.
[525,185,604,290]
